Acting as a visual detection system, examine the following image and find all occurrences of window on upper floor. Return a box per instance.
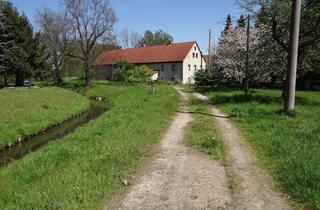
[196,53,198,58]
[161,65,164,71]
[192,53,195,58]
[194,46,196,51]
[172,64,175,71]
[188,64,191,71]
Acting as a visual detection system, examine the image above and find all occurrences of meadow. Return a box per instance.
[206,89,320,209]
[0,87,89,148]
[0,82,178,209]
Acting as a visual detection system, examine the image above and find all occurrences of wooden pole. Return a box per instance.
[284,0,301,114]
[208,29,211,71]
[245,15,250,96]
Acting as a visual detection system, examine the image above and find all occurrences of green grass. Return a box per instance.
[205,89,320,209]
[0,83,178,209]
[0,87,90,148]
[184,95,226,163]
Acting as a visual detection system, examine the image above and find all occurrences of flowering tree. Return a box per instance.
[216,22,286,94]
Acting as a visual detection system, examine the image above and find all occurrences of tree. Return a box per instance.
[64,0,116,88]
[138,29,173,46]
[118,28,141,48]
[237,15,246,28]
[37,8,75,85]
[0,1,44,86]
[223,15,233,33]
[216,22,282,93]
[237,0,320,90]
[0,2,13,86]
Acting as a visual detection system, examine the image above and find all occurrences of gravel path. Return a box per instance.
[193,93,292,210]
[106,90,232,210]
[106,90,292,210]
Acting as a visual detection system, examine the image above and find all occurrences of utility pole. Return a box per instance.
[284,0,301,114]
[245,15,250,96]
[208,29,211,71]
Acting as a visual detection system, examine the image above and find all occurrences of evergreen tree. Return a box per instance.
[255,6,268,27]
[237,15,246,28]
[0,1,48,86]
[223,15,233,33]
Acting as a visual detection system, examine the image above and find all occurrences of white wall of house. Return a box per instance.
[182,43,206,84]
[145,62,183,82]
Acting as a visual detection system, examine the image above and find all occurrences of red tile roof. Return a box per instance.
[94,41,196,65]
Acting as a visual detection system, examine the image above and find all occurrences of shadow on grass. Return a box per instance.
[209,94,319,106]
[176,110,232,119]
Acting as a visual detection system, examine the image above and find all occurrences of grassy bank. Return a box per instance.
[0,87,89,148]
[205,89,320,209]
[0,83,178,209]
[184,94,226,163]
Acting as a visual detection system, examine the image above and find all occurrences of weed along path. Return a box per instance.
[107,89,232,209]
[193,93,291,210]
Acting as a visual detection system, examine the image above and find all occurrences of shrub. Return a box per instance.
[115,61,152,83]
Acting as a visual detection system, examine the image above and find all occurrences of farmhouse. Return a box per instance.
[94,41,206,84]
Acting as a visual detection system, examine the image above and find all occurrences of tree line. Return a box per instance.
[201,0,320,93]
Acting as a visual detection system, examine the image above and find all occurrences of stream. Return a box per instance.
[0,100,108,167]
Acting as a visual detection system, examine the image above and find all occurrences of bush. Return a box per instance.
[115,61,152,83]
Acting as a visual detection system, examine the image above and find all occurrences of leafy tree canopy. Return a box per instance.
[138,29,173,47]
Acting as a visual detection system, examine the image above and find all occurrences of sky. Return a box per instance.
[10,0,242,54]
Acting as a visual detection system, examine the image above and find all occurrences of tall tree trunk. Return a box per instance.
[54,67,63,86]
[84,60,92,88]
[15,72,24,86]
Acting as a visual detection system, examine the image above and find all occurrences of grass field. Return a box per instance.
[184,95,226,163]
[0,87,89,148]
[0,82,178,209]
[205,89,320,209]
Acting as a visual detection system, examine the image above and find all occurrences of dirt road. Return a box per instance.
[106,90,291,210]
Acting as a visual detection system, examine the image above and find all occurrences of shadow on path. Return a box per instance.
[176,110,232,119]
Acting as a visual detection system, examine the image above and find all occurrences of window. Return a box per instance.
[188,64,191,71]
[161,65,164,71]
[194,65,197,71]
[172,64,175,71]
[192,53,195,58]
[200,65,203,70]
[196,53,198,58]
[194,46,196,50]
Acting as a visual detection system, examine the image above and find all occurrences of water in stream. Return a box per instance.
[0,100,108,167]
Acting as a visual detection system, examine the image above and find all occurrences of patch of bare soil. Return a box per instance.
[193,93,292,210]
[106,89,232,210]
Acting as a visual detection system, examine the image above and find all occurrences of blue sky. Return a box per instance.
[10,0,242,53]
